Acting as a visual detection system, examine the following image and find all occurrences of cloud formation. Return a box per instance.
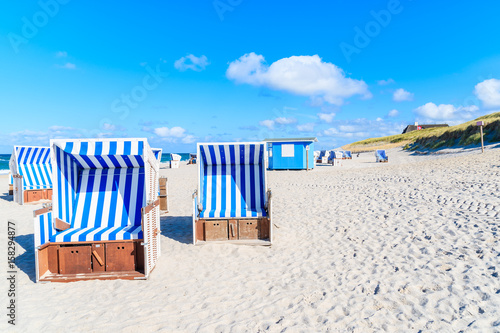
[413,102,479,121]
[56,62,76,70]
[387,109,399,117]
[377,78,395,85]
[393,88,413,102]
[474,79,500,108]
[174,54,210,72]
[317,112,336,123]
[226,53,371,105]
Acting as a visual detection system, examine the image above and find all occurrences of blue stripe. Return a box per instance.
[107,155,122,168]
[134,168,145,225]
[79,171,95,229]
[122,156,134,168]
[208,146,217,218]
[124,141,131,155]
[229,145,236,215]
[63,153,70,221]
[249,145,256,217]
[219,146,226,217]
[120,169,133,226]
[200,146,208,214]
[259,145,265,212]
[56,148,63,219]
[138,141,144,155]
[109,141,117,155]
[239,145,246,217]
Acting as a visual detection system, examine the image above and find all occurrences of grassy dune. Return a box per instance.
[343,112,500,152]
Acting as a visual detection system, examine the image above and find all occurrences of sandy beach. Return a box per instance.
[1,146,499,332]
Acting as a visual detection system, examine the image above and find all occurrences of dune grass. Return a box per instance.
[343,112,500,152]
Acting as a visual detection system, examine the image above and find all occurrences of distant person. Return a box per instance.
[357,153,360,158]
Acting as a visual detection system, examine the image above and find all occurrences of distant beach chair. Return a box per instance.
[9,146,52,205]
[375,150,388,162]
[170,153,181,168]
[345,151,352,159]
[328,151,343,166]
[33,138,161,282]
[188,153,197,164]
[152,148,169,212]
[316,150,328,164]
[193,142,272,245]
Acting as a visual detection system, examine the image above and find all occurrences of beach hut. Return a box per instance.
[9,146,52,205]
[188,153,197,164]
[33,138,161,282]
[264,137,317,170]
[344,151,352,159]
[152,148,169,212]
[375,150,388,163]
[193,142,272,245]
[152,148,162,162]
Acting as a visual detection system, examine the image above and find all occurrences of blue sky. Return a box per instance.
[1,0,500,153]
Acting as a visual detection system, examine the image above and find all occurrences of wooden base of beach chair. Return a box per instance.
[37,240,145,282]
[8,184,13,196]
[23,189,52,204]
[195,218,271,244]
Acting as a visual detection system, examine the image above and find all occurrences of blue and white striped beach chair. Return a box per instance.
[193,142,272,245]
[152,148,169,212]
[152,148,162,162]
[33,138,161,282]
[345,151,352,159]
[8,172,13,195]
[9,146,53,204]
[316,150,328,163]
[375,150,388,162]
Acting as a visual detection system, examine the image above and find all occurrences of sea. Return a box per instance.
[0,153,192,175]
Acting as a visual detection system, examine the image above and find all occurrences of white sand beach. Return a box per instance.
[1,147,499,332]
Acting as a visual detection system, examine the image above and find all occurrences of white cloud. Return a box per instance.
[174,54,210,72]
[154,126,186,138]
[317,112,336,123]
[274,117,296,125]
[414,102,479,121]
[259,119,275,129]
[387,109,399,117]
[376,117,383,121]
[56,51,67,58]
[297,123,315,132]
[226,53,371,105]
[339,125,356,132]
[102,123,116,131]
[377,78,395,85]
[323,127,339,136]
[56,62,76,70]
[393,88,413,102]
[474,79,500,108]
[182,135,196,144]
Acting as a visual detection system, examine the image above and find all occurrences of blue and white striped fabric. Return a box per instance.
[318,150,327,159]
[376,150,388,162]
[345,151,352,158]
[152,148,162,162]
[12,146,52,190]
[50,139,149,242]
[198,143,267,218]
[34,212,55,248]
[8,172,13,185]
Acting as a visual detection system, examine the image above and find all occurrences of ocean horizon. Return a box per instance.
[0,152,192,173]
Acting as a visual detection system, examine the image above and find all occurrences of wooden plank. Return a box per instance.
[159,195,168,211]
[38,271,145,283]
[34,206,52,217]
[239,220,259,240]
[259,218,270,240]
[205,220,228,241]
[54,218,71,231]
[195,220,205,241]
[105,242,136,272]
[228,219,238,240]
[144,199,160,214]
[59,246,92,275]
[92,244,105,272]
[47,245,59,274]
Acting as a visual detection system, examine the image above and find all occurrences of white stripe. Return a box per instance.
[224,145,231,216]
[100,225,122,240]
[235,146,241,217]
[101,170,114,227]
[204,146,213,215]
[72,170,90,229]
[254,146,261,215]
[214,147,222,217]
[128,169,139,225]
[114,168,126,226]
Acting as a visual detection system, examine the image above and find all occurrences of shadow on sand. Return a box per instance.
[14,233,37,283]
[160,215,192,245]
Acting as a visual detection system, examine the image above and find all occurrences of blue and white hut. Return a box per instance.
[33,138,161,282]
[264,137,318,170]
[375,150,388,162]
[9,146,52,204]
[193,142,272,245]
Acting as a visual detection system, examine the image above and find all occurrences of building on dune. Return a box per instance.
[402,122,449,134]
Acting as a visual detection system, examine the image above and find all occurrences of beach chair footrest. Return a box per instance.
[37,240,145,282]
[195,218,270,243]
